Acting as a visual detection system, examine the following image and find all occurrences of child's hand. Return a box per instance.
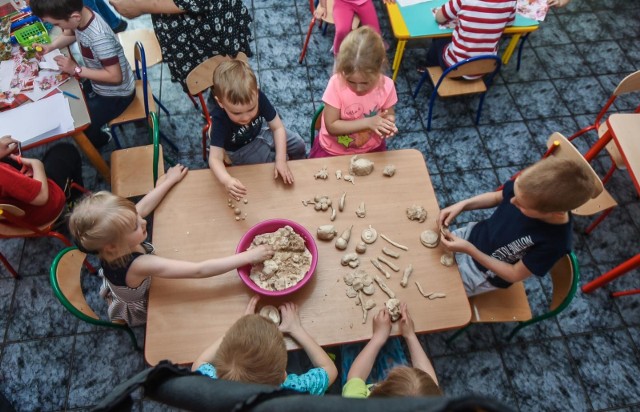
[440,230,471,253]
[248,245,275,264]
[547,0,570,7]
[31,43,52,56]
[0,135,19,159]
[274,160,294,185]
[379,110,398,139]
[371,308,392,344]
[313,5,326,19]
[17,157,40,177]
[54,55,78,75]
[367,114,398,138]
[399,303,416,338]
[244,295,260,315]
[224,177,247,200]
[438,202,464,228]
[164,163,189,184]
[278,302,302,335]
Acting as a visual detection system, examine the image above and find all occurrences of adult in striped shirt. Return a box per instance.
[425,0,517,74]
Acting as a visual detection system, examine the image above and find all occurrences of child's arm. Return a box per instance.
[279,302,338,385]
[208,147,247,200]
[14,158,48,205]
[54,56,124,85]
[548,0,570,7]
[323,103,397,138]
[314,0,327,19]
[346,308,391,381]
[435,6,448,23]
[192,295,261,371]
[135,164,188,218]
[438,190,503,228]
[33,30,76,54]
[268,115,294,185]
[399,303,439,386]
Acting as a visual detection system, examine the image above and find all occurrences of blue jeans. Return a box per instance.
[425,38,451,71]
[83,80,135,148]
[83,0,121,29]
[228,127,307,165]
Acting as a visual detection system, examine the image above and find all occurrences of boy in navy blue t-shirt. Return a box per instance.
[438,157,599,296]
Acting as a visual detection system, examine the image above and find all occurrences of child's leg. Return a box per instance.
[84,83,135,148]
[332,0,357,55]
[284,129,307,160]
[452,223,500,296]
[425,38,451,68]
[42,143,83,196]
[227,127,276,165]
[354,1,381,35]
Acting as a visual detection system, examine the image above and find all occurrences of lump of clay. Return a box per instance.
[355,242,367,254]
[383,164,396,177]
[336,170,342,180]
[335,226,353,250]
[339,192,346,212]
[420,230,439,248]
[385,298,401,322]
[314,166,329,180]
[341,252,360,268]
[361,225,378,244]
[317,225,338,240]
[355,201,366,218]
[312,195,331,211]
[349,155,374,176]
[406,205,427,223]
[249,226,312,291]
[259,305,281,325]
[441,252,455,267]
[344,270,374,296]
[343,174,355,184]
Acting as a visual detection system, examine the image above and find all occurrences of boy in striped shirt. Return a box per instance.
[426,0,517,74]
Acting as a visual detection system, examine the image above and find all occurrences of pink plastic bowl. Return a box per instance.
[236,219,318,296]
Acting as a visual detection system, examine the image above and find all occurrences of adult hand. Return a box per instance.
[278,302,302,336]
[382,0,396,4]
[109,0,144,19]
[244,295,260,315]
[371,308,392,344]
[54,55,78,75]
[224,177,247,200]
[164,163,189,185]
[274,160,294,184]
[248,245,275,264]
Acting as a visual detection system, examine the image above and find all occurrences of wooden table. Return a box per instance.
[582,114,640,294]
[385,0,539,81]
[146,149,471,365]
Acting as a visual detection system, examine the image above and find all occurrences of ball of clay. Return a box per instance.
[355,242,367,254]
[420,230,439,248]
[440,253,455,267]
[385,298,401,322]
[383,164,396,177]
[349,155,374,176]
[259,305,281,325]
[234,207,242,216]
[406,205,427,223]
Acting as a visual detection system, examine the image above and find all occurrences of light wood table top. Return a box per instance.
[146,149,471,366]
[608,114,640,193]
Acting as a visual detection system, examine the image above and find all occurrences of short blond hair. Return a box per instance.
[517,157,599,213]
[68,191,137,263]
[213,314,287,386]
[370,366,442,397]
[213,60,258,105]
[336,26,387,85]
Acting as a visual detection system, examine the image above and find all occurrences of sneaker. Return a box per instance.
[113,20,128,34]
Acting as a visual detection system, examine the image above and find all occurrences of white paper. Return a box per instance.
[0,60,15,92]
[397,0,432,7]
[0,93,74,145]
[38,49,63,71]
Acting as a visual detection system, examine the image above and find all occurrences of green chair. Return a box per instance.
[310,103,324,148]
[447,252,580,343]
[50,246,140,350]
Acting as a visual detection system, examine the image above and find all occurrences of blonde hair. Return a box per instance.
[213,314,287,386]
[336,26,387,86]
[517,157,599,213]
[213,60,258,105]
[370,366,442,397]
[68,191,138,263]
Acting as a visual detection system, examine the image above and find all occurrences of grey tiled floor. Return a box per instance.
[2,1,640,410]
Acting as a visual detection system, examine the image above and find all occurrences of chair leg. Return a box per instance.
[611,289,640,297]
[412,72,429,99]
[568,125,596,142]
[110,127,124,149]
[202,128,208,163]
[153,94,171,117]
[299,18,317,64]
[445,325,469,345]
[426,90,438,131]
[601,163,616,184]
[475,92,487,125]
[585,207,614,235]
[516,33,530,72]
[186,93,199,110]
[0,252,19,279]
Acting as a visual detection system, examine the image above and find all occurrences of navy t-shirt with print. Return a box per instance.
[210,91,277,152]
[467,180,572,288]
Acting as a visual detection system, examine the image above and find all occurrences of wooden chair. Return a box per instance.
[412,55,502,131]
[185,52,248,163]
[447,252,580,342]
[111,111,164,198]
[50,246,139,349]
[0,203,72,279]
[298,0,360,64]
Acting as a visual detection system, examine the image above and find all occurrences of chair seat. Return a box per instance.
[469,282,533,323]
[427,66,487,97]
[111,145,165,198]
[0,209,63,237]
[108,80,156,126]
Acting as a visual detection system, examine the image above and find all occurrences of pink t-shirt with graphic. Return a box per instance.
[318,74,397,156]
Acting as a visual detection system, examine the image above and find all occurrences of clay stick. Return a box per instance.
[382,247,400,259]
[374,275,396,298]
[371,259,391,279]
[400,264,413,288]
[415,281,429,298]
[380,234,409,251]
[357,292,368,324]
[377,256,400,272]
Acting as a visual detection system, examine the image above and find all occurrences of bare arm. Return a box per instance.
[16,158,48,206]
[323,104,396,137]
[135,164,188,218]
[438,190,503,227]
[55,57,124,84]
[109,0,184,19]
[399,304,438,385]
[269,115,294,184]
[279,303,338,385]
[346,309,391,381]
[208,146,247,200]
[435,7,447,23]
[35,30,76,54]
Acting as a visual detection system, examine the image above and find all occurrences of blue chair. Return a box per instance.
[412,55,502,131]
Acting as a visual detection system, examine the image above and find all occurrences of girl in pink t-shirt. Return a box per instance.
[310,26,398,158]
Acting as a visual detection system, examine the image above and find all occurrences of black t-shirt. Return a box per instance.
[209,91,277,152]
[467,180,572,288]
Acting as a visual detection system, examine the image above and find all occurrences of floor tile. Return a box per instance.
[429,128,492,173]
[557,12,613,43]
[479,122,539,168]
[552,76,608,116]
[576,41,636,76]
[508,80,571,120]
[534,44,590,79]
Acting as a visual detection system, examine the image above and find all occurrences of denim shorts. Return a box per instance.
[453,222,499,297]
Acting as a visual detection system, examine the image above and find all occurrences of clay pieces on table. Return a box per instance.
[349,155,374,176]
[361,225,378,244]
[383,164,396,177]
[317,225,337,240]
[259,305,281,324]
[406,205,427,223]
[440,252,454,267]
[385,298,401,321]
[420,230,439,248]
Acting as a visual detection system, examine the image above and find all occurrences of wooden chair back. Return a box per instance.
[548,254,575,311]
[613,70,640,96]
[118,29,162,69]
[427,56,500,98]
[51,247,100,321]
[185,52,248,96]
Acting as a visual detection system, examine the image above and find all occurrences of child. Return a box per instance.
[438,157,599,296]
[425,0,516,75]
[192,296,338,395]
[0,136,83,226]
[68,169,274,326]
[31,0,135,148]
[309,26,398,158]
[314,0,391,56]
[342,303,441,398]
[208,60,306,200]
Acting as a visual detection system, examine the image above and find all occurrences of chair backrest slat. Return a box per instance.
[549,254,574,311]
[613,70,640,96]
[445,58,499,78]
[54,248,100,320]
[185,52,248,96]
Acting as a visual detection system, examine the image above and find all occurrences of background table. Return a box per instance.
[146,149,471,365]
[385,0,539,81]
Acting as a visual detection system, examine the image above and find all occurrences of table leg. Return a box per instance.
[392,40,406,82]
[72,131,111,183]
[581,254,640,293]
[584,126,612,162]
[502,34,521,65]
